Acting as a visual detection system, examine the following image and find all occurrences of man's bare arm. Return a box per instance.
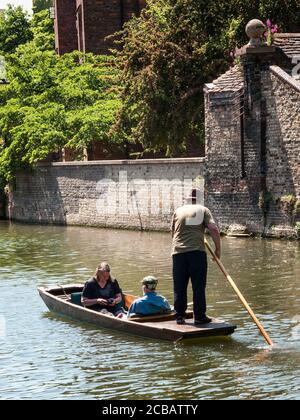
[207,223,221,260]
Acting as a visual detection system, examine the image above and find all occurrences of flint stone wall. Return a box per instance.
[205,65,300,237]
[8,158,205,231]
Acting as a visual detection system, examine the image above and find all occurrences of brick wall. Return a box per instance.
[205,57,300,237]
[263,67,300,234]
[204,87,264,233]
[82,0,121,55]
[8,159,205,231]
[263,68,300,198]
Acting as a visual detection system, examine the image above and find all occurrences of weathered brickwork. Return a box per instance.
[263,68,300,197]
[263,68,300,234]
[204,80,265,233]
[205,44,300,237]
[8,159,205,231]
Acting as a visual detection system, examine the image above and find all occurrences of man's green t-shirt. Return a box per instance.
[171,205,215,256]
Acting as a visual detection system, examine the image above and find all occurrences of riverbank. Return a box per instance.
[3,215,300,242]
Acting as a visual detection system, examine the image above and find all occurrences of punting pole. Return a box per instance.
[205,238,273,346]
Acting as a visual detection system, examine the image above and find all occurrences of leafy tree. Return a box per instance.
[0,46,121,179]
[0,101,66,179]
[30,9,55,51]
[114,0,300,155]
[0,5,32,54]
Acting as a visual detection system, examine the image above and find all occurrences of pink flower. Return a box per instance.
[271,24,278,34]
[266,19,272,28]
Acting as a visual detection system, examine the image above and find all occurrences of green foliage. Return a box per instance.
[295,222,300,239]
[0,102,66,179]
[0,5,32,55]
[0,10,121,180]
[114,0,237,155]
[114,0,300,154]
[279,195,297,214]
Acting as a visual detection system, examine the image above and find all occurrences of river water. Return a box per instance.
[0,221,299,400]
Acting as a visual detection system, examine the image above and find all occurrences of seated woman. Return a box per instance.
[127,276,172,319]
[81,262,124,317]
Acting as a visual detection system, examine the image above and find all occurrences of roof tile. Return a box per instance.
[206,65,244,93]
[274,34,300,58]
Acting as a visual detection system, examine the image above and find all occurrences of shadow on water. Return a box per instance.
[42,310,237,348]
[43,306,300,365]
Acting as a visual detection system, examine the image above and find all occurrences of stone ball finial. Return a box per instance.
[246,19,266,46]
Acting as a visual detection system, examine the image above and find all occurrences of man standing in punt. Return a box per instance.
[171,189,221,325]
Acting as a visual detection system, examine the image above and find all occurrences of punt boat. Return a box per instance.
[38,284,236,342]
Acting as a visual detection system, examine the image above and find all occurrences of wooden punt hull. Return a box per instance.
[38,284,237,342]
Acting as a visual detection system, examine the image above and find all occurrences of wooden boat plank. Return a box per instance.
[128,311,194,323]
[38,285,237,342]
[140,319,236,339]
[142,318,234,332]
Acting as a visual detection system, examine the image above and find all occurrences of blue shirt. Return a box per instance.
[127,292,171,318]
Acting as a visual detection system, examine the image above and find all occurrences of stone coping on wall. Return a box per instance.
[270,65,300,93]
[37,157,206,167]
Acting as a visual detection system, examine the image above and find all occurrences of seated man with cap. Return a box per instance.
[127,276,172,319]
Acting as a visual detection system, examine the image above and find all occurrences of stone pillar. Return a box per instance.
[204,85,243,194]
[238,43,288,227]
[204,77,252,232]
[240,48,274,188]
[238,20,290,185]
[204,19,290,234]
